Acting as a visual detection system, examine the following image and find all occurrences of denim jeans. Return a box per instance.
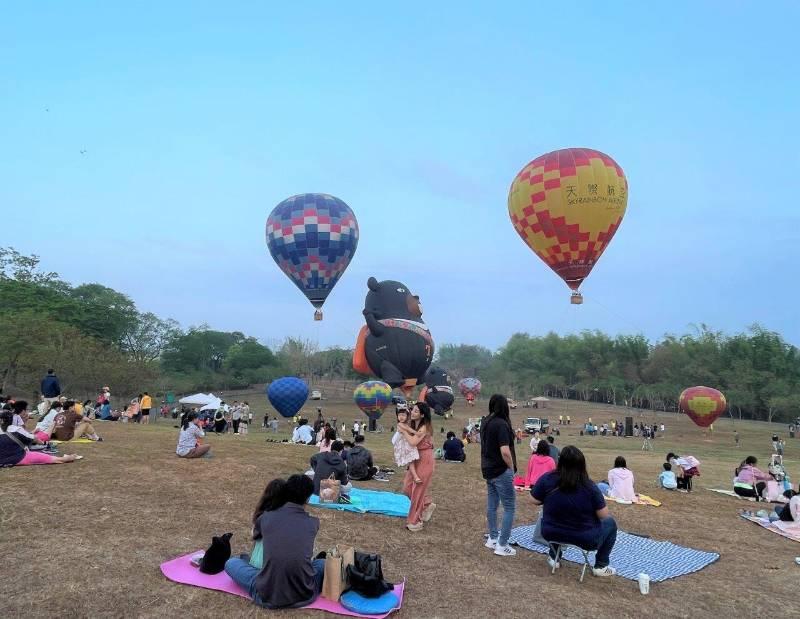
[486,468,516,546]
[547,517,618,569]
[225,555,325,608]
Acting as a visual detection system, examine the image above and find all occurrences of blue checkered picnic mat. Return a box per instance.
[508,524,719,582]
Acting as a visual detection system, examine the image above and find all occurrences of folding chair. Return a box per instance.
[546,541,595,582]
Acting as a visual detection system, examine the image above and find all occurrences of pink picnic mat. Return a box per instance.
[160,552,405,617]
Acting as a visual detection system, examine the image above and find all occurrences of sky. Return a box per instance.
[3,1,799,350]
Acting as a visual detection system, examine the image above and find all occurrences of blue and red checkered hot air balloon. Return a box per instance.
[266,194,359,320]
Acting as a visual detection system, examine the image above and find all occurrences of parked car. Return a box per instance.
[524,417,550,434]
[508,398,518,409]
[310,390,323,400]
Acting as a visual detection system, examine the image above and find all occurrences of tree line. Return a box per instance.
[2,247,798,421]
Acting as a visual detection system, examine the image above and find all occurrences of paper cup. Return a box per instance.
[637,573,651,594]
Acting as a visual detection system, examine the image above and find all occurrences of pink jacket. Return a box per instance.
[526,454,555,487]
[735,465,770,485]
[608,467,636,501]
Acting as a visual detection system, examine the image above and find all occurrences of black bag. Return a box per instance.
[346,551,392,598]
[199,532,232,574]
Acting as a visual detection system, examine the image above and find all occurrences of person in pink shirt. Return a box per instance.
[733,456,773,499]
[316,427,336,453]
[607,456,637,501]
[525,439,556,487]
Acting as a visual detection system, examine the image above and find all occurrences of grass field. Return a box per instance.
[1,395,797,618]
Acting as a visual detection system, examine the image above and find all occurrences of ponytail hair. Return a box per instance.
[182,411,198,430]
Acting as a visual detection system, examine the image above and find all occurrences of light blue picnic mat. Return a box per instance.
[508,524,719,582]
[309,488,410,518]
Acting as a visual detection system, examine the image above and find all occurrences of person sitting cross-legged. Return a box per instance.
[310,440,352,498]
[347,435,378,480]
[531,445,618,577]
[225,474,325,609]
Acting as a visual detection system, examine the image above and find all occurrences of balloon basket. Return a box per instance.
[314,309,323,321]
[570,292,584,305]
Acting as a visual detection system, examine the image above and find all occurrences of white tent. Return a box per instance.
[199,394,222,412]
[178,393,214,406]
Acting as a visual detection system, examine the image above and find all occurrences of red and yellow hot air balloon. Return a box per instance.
[679,386,727,428]
[508,148,628,304]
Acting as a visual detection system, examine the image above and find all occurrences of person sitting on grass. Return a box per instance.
[291,419,315,445]
[248,478,289,569]
[659,462,678,490]
[316,427,336,453]
[0,411,79,466]
[309,440,351,498]
[531,445,618,577]
[175,412,211,459]
[225,474,325,609]
[525,439,556,488]
[733,456,772,500]
[347,434,378,480]
[442,431,466,462]
[606,456,637,502]
[51,401,102,442]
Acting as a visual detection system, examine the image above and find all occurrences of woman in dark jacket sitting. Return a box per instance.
[225,474,325,608]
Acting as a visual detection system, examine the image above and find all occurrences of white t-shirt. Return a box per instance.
[36,410,60,433]
[292,425,314,444]
[176,424,204,456]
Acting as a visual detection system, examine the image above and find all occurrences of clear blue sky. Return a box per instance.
[3,2,799,350]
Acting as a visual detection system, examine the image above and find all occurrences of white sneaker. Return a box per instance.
[494,544,516,557]
[484,537,498,549]
[547,556,561,569]
[592,565,617,577]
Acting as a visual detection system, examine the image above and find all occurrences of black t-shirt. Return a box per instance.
[480,415,517,480]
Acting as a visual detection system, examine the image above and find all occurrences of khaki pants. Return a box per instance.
[73,421,97,439]
[180,444,211,458]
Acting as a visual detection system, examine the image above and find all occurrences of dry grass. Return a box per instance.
[1,396,797,618]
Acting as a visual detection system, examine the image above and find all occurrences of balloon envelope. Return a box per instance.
[266,194,359,316]
[508,148,627,298]
[679,386,726,428]
[458,377,482,398]
[267,377,309,418]
[353,380,392,421]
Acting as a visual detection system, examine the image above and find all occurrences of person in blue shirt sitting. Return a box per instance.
[530,445,618,577]
[659,462,678,490]
[442,431,466,462]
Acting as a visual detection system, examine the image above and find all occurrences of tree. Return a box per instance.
[120,313,182,363]
[161,328,246,373]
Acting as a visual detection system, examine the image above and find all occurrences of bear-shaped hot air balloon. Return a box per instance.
[679,386,726,428]
[419,366,454,416]
[353,277,434,396]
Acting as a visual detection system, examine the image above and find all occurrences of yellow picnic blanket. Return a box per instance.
[607,494,661,507]
[50,438,96,444]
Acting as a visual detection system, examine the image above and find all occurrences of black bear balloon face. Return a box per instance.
[365,277,423,322]
[423,366,450,388]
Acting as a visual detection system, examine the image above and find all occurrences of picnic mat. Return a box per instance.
[160,552,405,618]
[606,494,661,507]
[508,525,719,582]
[49,438,96,444]
[740,515,800,543]
[309,488,410,518]
[709,488,789,504]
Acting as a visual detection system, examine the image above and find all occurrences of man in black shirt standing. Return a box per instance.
[480,394,517,557]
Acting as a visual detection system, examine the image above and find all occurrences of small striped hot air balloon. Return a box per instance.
[679,386,727,428]
[508,148,628,304]
[353,380,393,421]
[458,378,482,406]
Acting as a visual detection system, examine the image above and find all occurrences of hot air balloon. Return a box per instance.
[353,380,393,421]
[352,277,434,396]
[266,193,359,320]
[266,377,309,418]
[679,386,727,428]
[508,148,628,304]
[419,366,454,416]
[458,377,481,406]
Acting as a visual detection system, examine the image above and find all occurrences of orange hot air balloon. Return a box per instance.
[508,148,628,304]
[679,386,727,428]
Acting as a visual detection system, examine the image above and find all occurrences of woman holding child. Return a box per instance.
[399,402,436,532]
